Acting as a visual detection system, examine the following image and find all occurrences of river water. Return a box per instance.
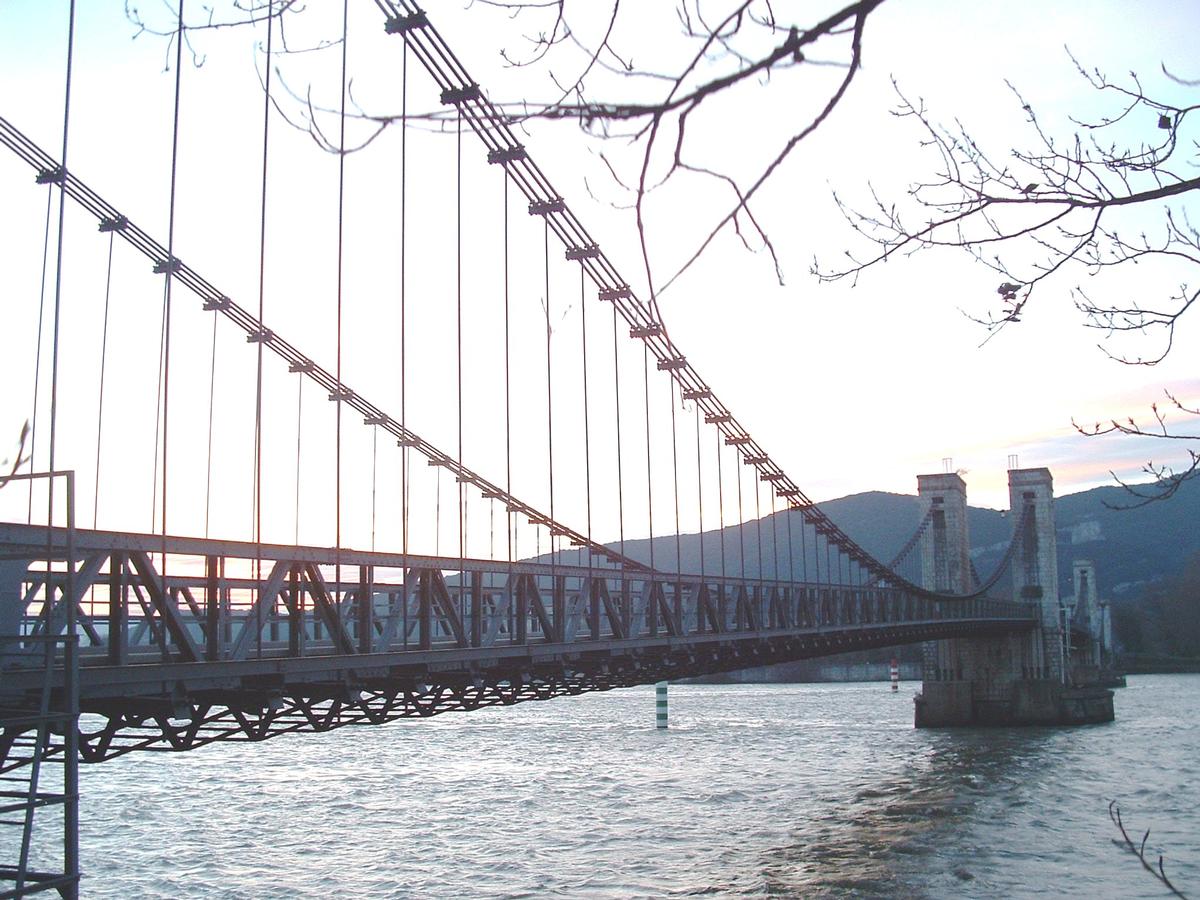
[20,675,1200,897]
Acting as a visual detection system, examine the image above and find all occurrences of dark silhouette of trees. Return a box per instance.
[1125,551,1200,658]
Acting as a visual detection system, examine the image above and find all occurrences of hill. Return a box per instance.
[600,476,1200,602]
[523,476,1200,671]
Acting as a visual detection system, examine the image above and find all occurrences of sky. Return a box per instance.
[0,0,1197,560]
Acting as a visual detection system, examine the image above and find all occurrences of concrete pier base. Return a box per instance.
[914,679,1114,727]
[1072,664,1127,689]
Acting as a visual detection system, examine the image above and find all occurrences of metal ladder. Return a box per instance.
[0,633,78,899]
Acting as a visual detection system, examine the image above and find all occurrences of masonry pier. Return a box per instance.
[913,468,1114,727]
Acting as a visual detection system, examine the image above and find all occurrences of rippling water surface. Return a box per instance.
[19,675,1200,897]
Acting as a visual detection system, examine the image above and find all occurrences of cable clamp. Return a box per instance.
[682,388,711,401]
[777,488,800,498]
[396,437,421,448]
[565,244,600,261]
[35,166,65,185]
[706,413,733,425]
[760,472,785,482]
[487,145,527,165]
[363,415,388,426]
[153,257,182,275]
[203,296,232,312]
[327,386,354,402]
[384,11,429,34]
[656,357,686,371]
[480,489,505,500]
[630,324,661,339]
[288,359,315,373]
[98,215,129,233]
[742,455,769,465]
[440,84,480,106]
[598,286,631,302]
[246,328,274,344]
[528,198,565,216]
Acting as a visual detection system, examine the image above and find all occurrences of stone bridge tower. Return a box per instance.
[915,472,972,684]
[1008,468,1059,682]
[1071,559,1102,666]
[914,466,1112,726]
[915,472,1031,724]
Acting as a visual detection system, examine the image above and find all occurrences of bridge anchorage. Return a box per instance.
[912,468,1115,727]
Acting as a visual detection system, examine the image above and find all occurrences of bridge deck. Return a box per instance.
[0,523,1035,761]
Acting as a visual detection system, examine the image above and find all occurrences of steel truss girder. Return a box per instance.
[0,618,1028,763]
[0,525,1032,763]
[0,523,1034,761]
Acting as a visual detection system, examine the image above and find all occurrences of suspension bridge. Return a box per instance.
[0,3,1111,896]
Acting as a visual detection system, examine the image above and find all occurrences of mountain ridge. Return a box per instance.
[584,477,1200,602]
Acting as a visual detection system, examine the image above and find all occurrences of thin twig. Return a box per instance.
[1108,800,1189,898]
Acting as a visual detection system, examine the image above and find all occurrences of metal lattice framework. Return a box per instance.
[0,522,1033,763]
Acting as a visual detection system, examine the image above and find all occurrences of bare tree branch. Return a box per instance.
[817,56,1200,505]
[1108,800,1189,898]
